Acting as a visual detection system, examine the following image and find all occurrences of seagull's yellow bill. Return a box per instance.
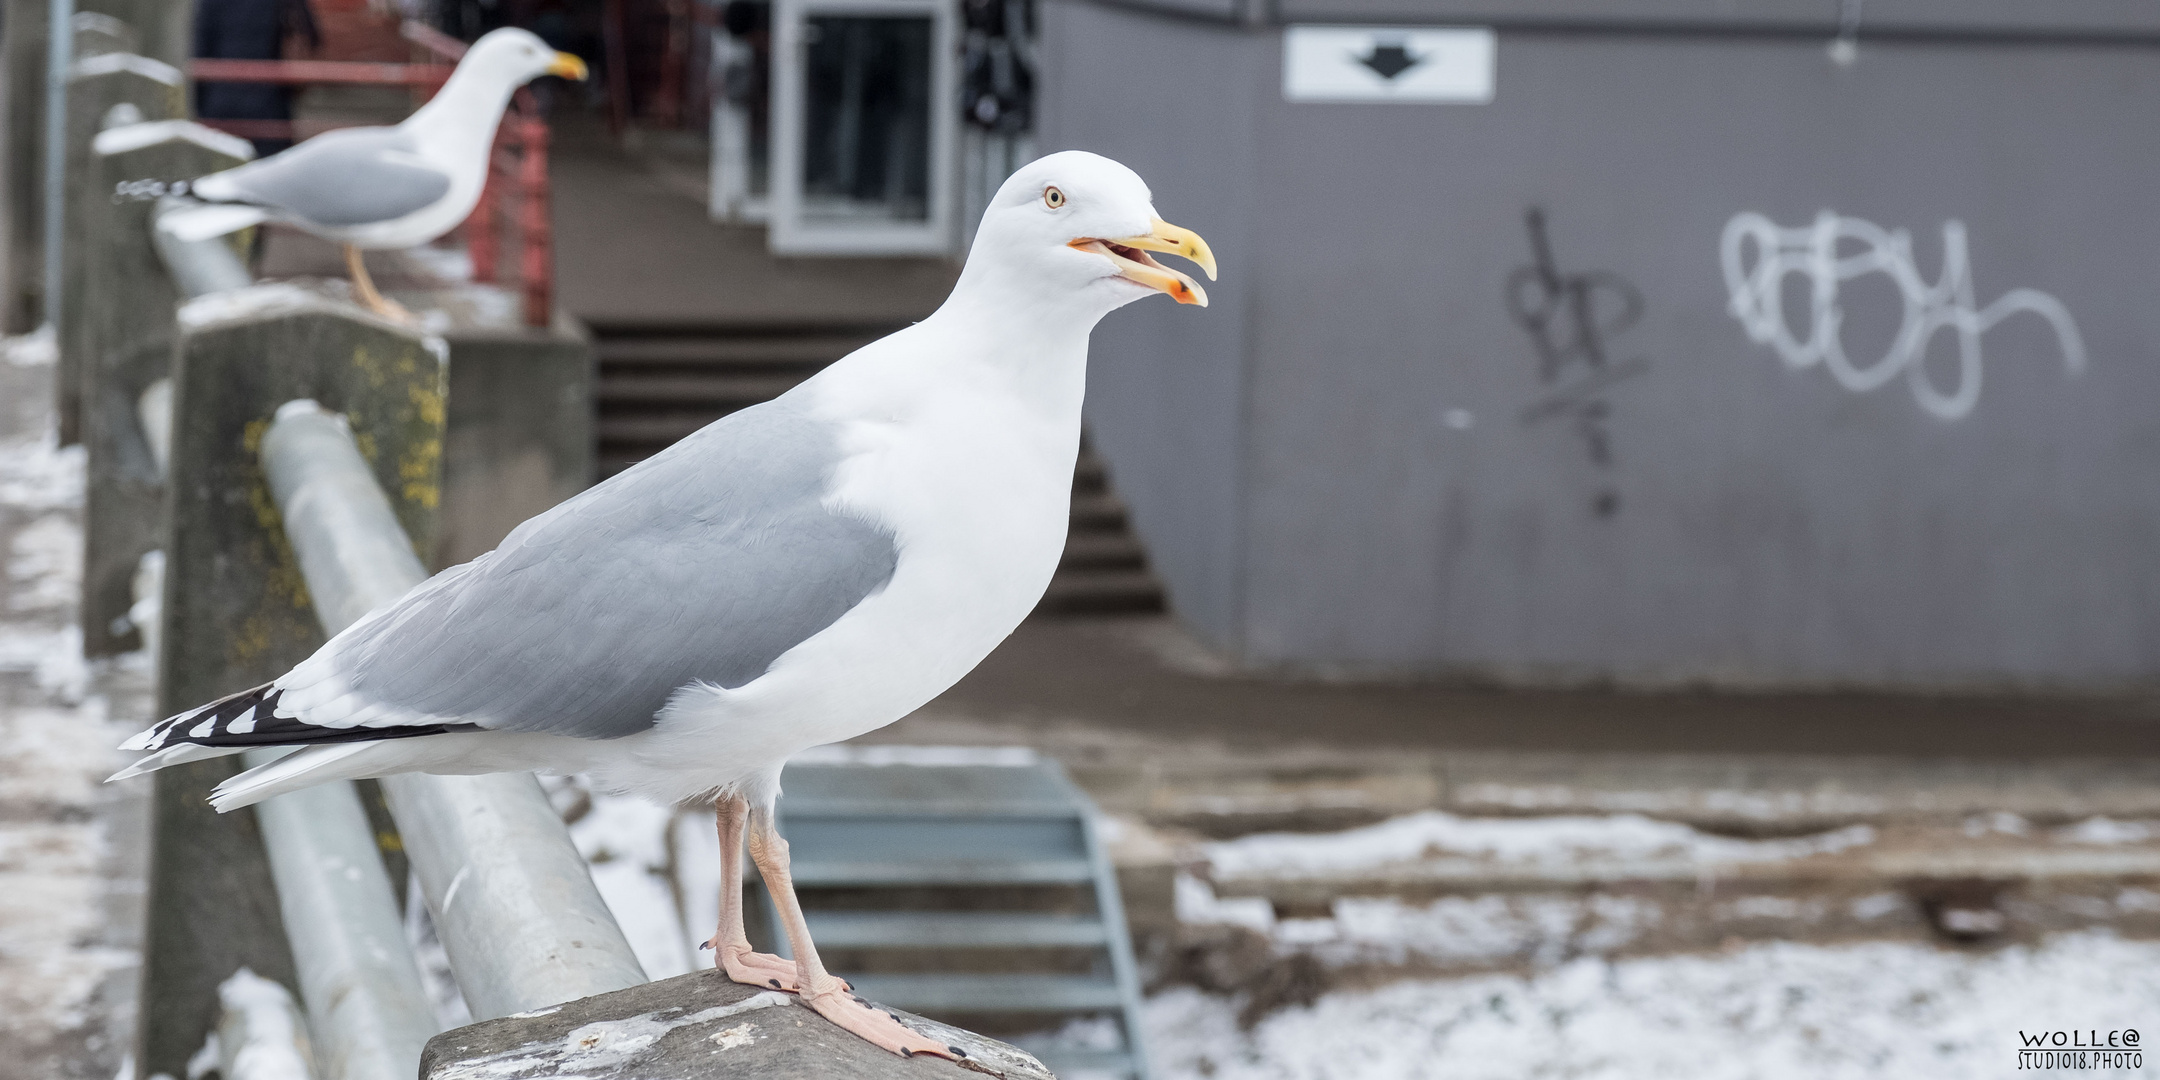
[1070,217,1217,307]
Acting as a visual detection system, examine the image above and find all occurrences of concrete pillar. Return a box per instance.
[83,0,189,68]
[70,9,137,57]
[2,0,52,332]
[79,120,249,657]
[437,315,595,567]
[58,51,183,445]
[141,285,447,1080]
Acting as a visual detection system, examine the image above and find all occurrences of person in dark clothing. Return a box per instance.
[194,0,321,156]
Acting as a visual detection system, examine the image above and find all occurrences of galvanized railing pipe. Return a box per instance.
[150,196,252,297]
[240,743,437,1080]
[259,400,649,1019]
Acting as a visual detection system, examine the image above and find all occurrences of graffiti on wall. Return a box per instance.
[1506,207,1649,519]
[1720,211,2086,421]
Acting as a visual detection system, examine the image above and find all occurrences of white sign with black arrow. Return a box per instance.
[1282,25,1495,103]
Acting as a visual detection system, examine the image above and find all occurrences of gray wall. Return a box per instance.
[1041,1,2160,689]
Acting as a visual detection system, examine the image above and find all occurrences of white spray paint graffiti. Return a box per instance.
[1719,211,2086,420]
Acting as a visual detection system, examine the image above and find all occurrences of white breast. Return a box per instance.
[599,323,1089,800]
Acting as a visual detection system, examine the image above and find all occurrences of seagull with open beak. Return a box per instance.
[114,150,1215,1062]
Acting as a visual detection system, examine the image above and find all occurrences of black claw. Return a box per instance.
[769,979,783,988]
[902,1049,915,1058]
[698,941,713,951]
[949,1046,968,1058]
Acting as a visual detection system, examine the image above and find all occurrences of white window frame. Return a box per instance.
[769,0,958,255]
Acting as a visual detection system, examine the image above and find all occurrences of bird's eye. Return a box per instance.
[1043,186,1065,209]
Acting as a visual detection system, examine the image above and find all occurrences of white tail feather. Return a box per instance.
[209,743,380,811]
[105,741,249,782]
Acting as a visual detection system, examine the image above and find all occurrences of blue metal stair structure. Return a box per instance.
[753,759,1153,1079]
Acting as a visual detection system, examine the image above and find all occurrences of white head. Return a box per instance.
[452,28,589,90]
[957,151,1216,323]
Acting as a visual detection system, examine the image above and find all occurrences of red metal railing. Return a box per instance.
[187,21,557,327]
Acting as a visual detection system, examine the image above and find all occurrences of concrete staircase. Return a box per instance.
[590,322,1167,615]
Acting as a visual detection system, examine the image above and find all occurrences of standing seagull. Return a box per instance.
[115,152,1215,1059]
[157,27,587,319]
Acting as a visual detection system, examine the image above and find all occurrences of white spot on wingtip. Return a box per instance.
[188,717,216,738]
[229,706,257,734]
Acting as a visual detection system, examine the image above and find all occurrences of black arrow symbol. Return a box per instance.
[1356,41,1422,80]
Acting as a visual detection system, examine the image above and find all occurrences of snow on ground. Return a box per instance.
[0,339,150,1080]
[552,764,2160,1079]
[1198,810,1876,879]
[1146,931,2160,1080]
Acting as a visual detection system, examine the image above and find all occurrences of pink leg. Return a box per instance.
[702,794,799,990]
[746,805,958,1060]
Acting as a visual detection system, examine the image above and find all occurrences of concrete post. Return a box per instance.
[437,314,595,567]
[141,284,447,1080]
[70,10,137,57]
[83,0,189,69]
[79,120,250,657]
[420,971,1058,1079]
[2,0,52,331]
[58,51,183,446]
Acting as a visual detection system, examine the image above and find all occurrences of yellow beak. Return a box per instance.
[1069,217,1217,307]
[548,52,590,80]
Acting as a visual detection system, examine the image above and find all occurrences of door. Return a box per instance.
[769,0,957,254]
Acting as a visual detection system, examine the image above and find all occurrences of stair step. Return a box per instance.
[803,912,1110,948]
[594,332,883,365]
[1068,492,1129,530]
[1060,532,1147,571]
[787,856,1096,887]
[846,974,1127,1013]
[594,373,812,405]
[596,415,734,444]
[1039,571,1165,614]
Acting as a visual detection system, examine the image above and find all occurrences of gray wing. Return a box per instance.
[204,127,452,227]
[325,397,899,739]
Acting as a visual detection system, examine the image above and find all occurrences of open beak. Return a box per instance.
[1070,217,1217,307]
[548,52,590,80]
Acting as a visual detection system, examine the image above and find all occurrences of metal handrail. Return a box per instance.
[259,400,648,1023]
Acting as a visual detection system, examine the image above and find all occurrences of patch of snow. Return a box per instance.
[404,875,473,1030]
[176,283,324,330]
[708,1021,759,1050]
[1964,812,2032,838]
[1454,782,1891,822]
[2059,818,2159,846]
[3,326,56,367]
[571,791,693,978]
[2116,888,2160,914]
[1176,872,1276,933]
[1200,811,1876,879]
[214,968,315,1080]
[1145,931,2160,1080]
[404,245,475,285]
[9,513,80,612]
[0,625,92,701]
[1849,892,1906,921]
[433,994,794,1080]
[0,433,85,511]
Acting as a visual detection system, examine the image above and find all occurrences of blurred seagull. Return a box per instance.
[157,27,587,319]
[114,152,1214,1059]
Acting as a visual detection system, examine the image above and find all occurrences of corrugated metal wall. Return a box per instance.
[1043,0,2160,688]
